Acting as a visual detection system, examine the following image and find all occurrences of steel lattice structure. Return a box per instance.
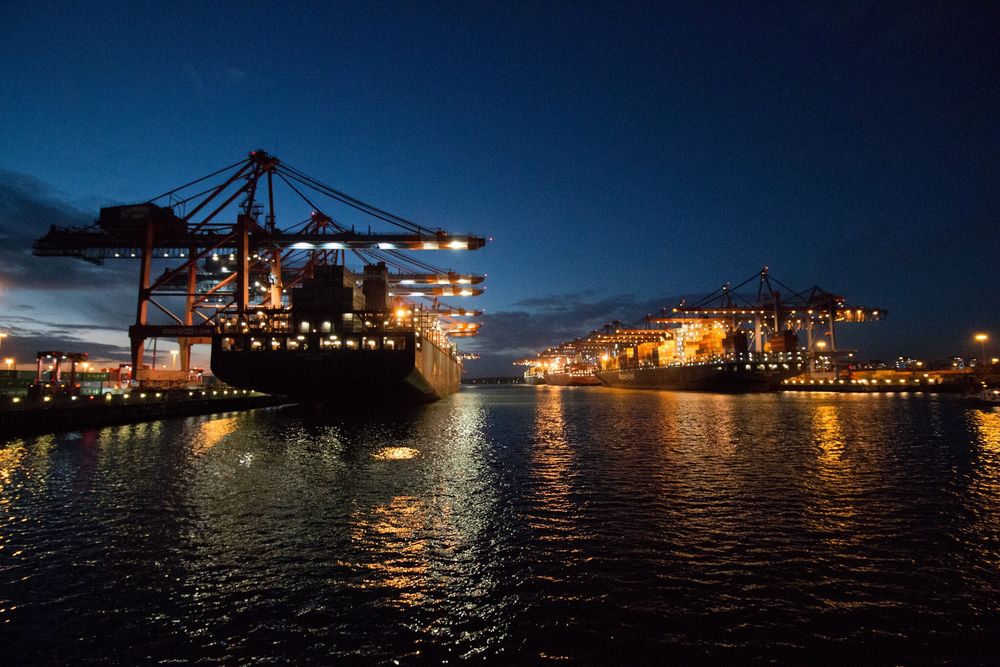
[32,150,487,370]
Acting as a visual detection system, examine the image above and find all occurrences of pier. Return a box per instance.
[1,389,285,438]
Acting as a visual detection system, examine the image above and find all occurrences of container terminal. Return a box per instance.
[2,150,489,434]
[518,267,993,393]
[516,267,973,393]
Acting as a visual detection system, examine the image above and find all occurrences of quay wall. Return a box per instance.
[1,390,287,438]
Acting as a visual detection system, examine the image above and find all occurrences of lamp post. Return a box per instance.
[975,333,988,367]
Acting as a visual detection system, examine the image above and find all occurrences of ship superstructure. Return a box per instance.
[33,151,488,404]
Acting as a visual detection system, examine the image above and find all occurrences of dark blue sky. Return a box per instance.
[1,2,997,375]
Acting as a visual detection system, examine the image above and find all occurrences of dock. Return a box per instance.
[1,389,287,438]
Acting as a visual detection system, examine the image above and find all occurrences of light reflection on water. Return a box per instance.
[1,388,999,662]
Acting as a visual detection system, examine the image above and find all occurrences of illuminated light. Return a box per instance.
[447,240,468,250]
[155,392,162,397]
[321,242,345,250]
[400,280,415,285]
[291,242,316,249]
[422,242,439,250]
[140,393,147,398]
[377,243,396,249]
[459,289,473,296]
[105,393,112,400]
[114,253,120,257]
[11,397,20,403]
[373,446,420,461]
[43,396,51,402]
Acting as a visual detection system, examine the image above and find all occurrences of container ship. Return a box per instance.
[520,268,884,393]
[514,352,600,386]
[593,327,804,392]
[522,366,545,385]
[211,263,463,405]
[544,362,602,386]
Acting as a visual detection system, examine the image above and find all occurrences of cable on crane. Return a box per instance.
[145,158,248,204]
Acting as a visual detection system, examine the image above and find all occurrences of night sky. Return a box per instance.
[1,2,997,376]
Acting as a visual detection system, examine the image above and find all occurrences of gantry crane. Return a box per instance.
[32,150,487,374]
[649,267,884,354]
[519,268,885,371]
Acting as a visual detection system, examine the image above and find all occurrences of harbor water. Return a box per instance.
[2,386,999,663]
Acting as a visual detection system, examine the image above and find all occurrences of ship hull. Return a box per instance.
[596,362,799,393]
[544,372,601,386]
[210,335,460,406]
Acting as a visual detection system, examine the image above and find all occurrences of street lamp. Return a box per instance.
[975,333,988,366]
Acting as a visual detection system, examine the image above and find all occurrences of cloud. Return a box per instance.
[0,171,139,366]
[0,170,134,291]
[511,288,603,310]
[1,332,131,365]
[4,312,128,333]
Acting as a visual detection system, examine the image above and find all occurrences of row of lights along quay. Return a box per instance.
[0,370,285,437]
[782,333,997,393]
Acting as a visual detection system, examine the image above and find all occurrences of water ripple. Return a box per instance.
[1,390,999,662]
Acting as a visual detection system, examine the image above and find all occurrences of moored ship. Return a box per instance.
[595,357,802,392]
[515,352,601,387]
[544,362,602,386]
[522,268,885,394]
[211,263,462,405]
[592,324,804,392]
[523,366,545,385]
